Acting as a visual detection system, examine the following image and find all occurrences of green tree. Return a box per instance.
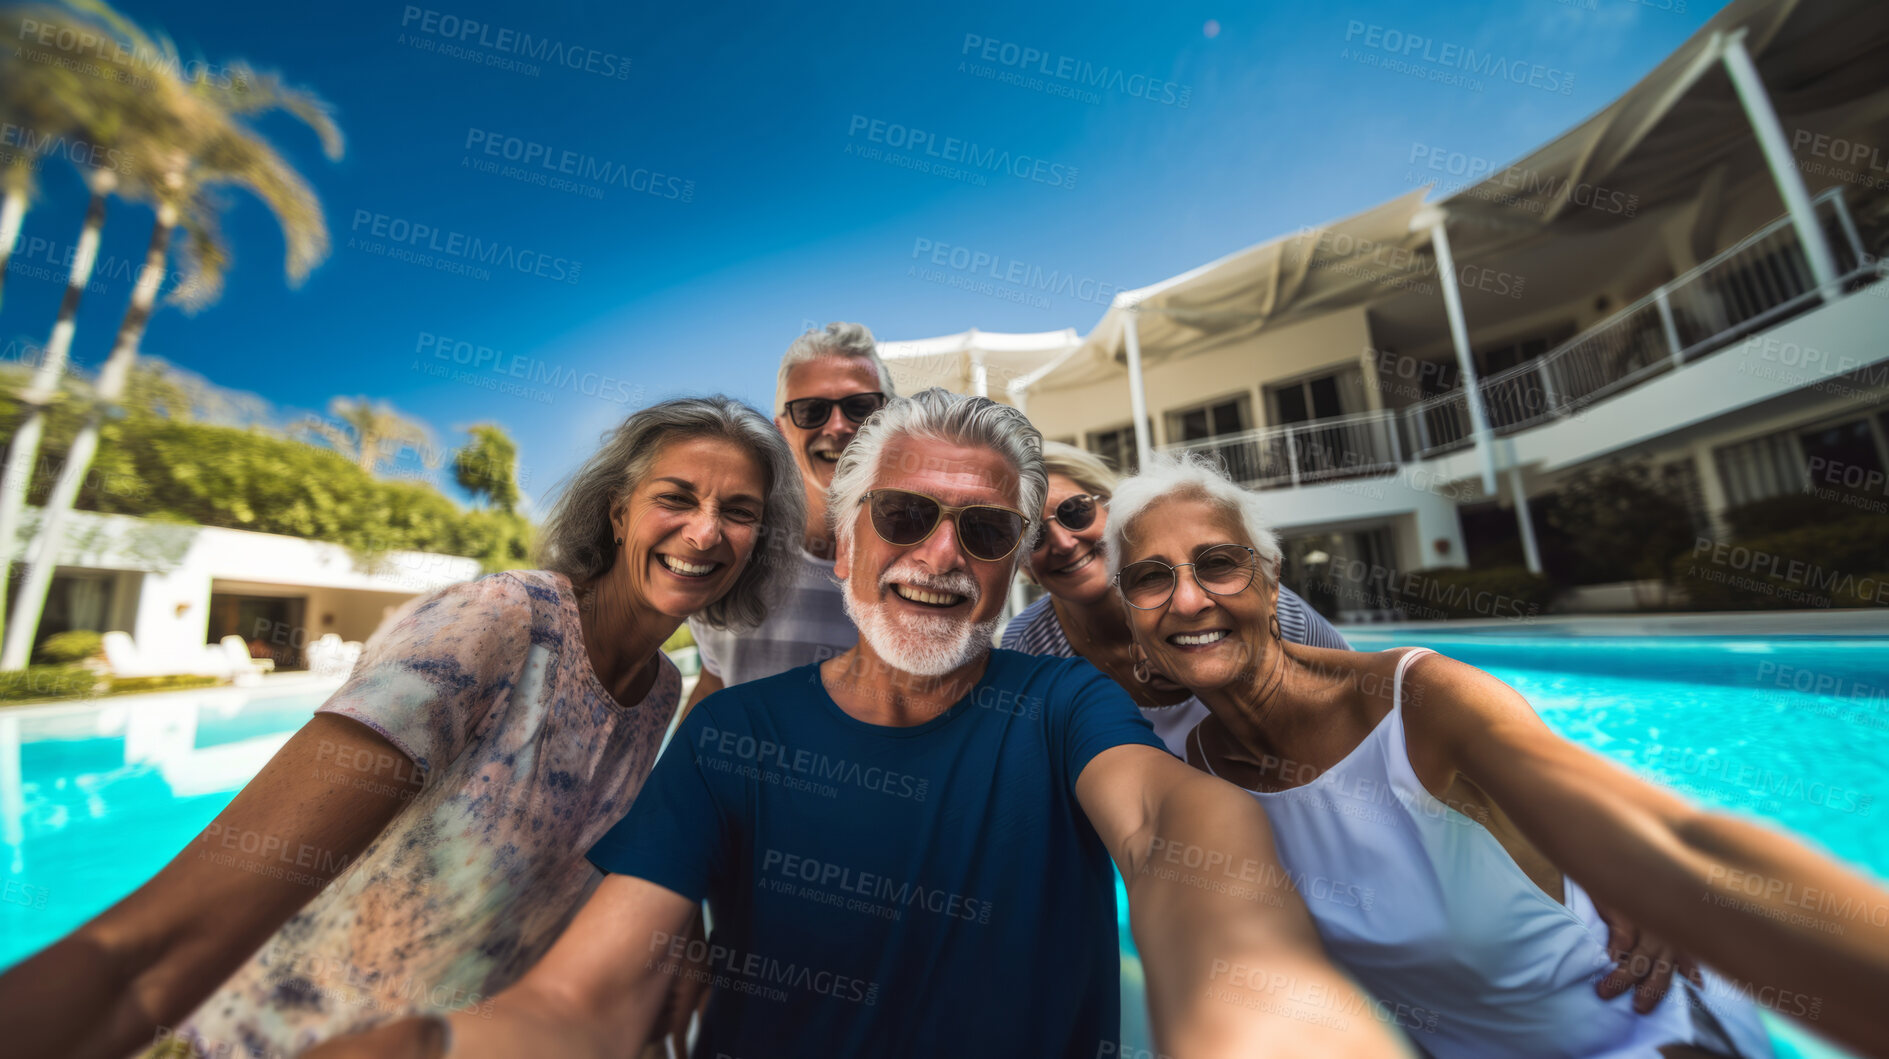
[1543,457,1695,586]
[454,424,520,513]
[2,1,343,668]
[302,396,434,476]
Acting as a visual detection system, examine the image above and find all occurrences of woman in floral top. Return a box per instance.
[0,396,805,1059]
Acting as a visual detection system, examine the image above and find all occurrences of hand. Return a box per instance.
[1593,900,1702,1014]
[301,1015,449,1059]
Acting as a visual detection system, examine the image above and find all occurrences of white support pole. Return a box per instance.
[970,351,989,399]
[1425,215,1499,495]
[1122,307,1154,471]
[1508,464,1542,575]
[1721,29,1840,292]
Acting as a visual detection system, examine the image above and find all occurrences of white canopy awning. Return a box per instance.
[878,327,1082,407]
[1024,0,1889,398]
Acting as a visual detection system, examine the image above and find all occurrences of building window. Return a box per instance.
[1713,432,1805,507]
[1165,394,1253,444]
[1086,422,1150,474]
[1798,417,1885,494]
[1265,368,1359,426]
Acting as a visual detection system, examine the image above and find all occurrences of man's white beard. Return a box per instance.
[842,566,999,678]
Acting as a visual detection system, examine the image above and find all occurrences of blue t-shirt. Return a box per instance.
[587,648,1166,1058]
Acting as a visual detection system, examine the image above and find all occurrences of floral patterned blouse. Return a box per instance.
[166,569,678,1058]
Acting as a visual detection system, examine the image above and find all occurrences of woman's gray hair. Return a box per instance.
[1104,451,1282,584]
[1041,440,1120,501]
[827,387,1045,571]
[536,395,805,629]
[774,321,897,413]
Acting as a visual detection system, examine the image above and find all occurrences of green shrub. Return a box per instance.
[35,630,105,665]
[106,674,225,696]
[662,625,695,653]
[1387,565,1555,621]
[1541,458,1695,585]
[0,665,99,702]
[1670,517,1889,610]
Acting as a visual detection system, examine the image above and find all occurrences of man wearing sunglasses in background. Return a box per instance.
[680,321,896,718]
[317,388,1407,1058]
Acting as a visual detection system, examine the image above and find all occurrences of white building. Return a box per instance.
[7,507,481,668]
[895,0,1889,617]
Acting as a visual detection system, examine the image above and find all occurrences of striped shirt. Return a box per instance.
[998,586,1349,756]
[690,548,857,687]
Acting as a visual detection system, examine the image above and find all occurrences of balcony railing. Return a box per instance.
[1165,188,1878,487]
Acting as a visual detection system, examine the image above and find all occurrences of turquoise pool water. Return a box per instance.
[3,635,1883,1057]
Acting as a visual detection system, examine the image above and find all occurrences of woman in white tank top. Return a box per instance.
[1100,454,1889,1059]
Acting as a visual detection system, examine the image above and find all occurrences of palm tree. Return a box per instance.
[303,397,433,476]
[0,19,343,669]
[0,1,166,610]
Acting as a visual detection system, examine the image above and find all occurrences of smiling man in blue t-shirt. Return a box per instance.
[318,389,1404,1059]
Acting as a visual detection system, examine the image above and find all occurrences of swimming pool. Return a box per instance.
[2,635,1882,1057]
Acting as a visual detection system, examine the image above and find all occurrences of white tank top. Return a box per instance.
[1195,648,1774,1059]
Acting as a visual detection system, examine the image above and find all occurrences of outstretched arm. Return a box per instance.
[1414,654,1889,1056]
[0,713,414,1059]
[305,873,696,1058]
[1077,744,1411,1059]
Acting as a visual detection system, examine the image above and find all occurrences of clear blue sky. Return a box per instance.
[1,0,1725,509]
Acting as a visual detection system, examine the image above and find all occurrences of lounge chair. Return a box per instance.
[102,630,235,680]
[220,636,274,686]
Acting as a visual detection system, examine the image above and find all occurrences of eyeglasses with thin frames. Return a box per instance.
[1114,544,1260,609]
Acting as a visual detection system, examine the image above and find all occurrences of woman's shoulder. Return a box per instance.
[999,594,1071,656]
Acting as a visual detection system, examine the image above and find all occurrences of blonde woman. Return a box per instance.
[1001,441,1347,756]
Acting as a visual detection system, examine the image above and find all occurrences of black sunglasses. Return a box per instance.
[782,391,887,430]
[860,488,1030,562]
[1031,493,1106,552]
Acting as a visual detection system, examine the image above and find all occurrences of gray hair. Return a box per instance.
[537,395,806,629]
[774,321,897,413]
[1104,452,1282,584]
[827,387,1044,572]
[1041,440,1120,501]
